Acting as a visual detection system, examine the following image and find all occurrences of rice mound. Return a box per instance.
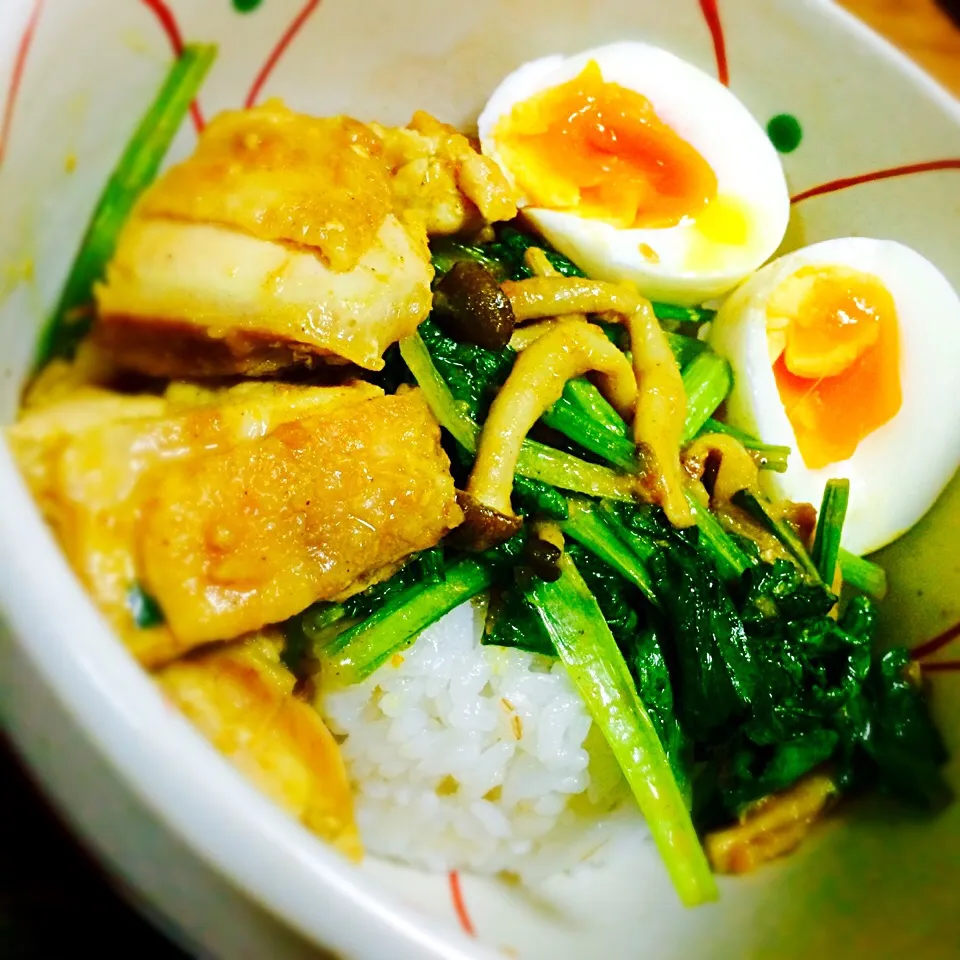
[319,599,642,880]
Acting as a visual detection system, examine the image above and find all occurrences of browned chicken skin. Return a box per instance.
[8,381,462,666]
[93,101,517,379]
[139,388,462,645]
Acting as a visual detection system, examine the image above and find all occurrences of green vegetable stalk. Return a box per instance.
[699,418,790,473]
[399,332,635,502]
[733,489,820,582]
[684,490,753,580]
[525,554,718,907]
[561,498,658,605]
[838,548,888,600]
[812,479,850,585]
[320,558,494,686]
[36,43,217,366]
[681,351,734,443]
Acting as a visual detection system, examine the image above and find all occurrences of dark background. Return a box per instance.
[0,739,184,959]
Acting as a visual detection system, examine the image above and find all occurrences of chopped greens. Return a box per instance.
[400,330,635,502]
[320,558,494,686]
[812,479,850,585]
[733,489,820,582]
[524,553,717,906]
[127,582,164,629]
[838,549,888,600]
[680,351,734,443]
[36,43,217,366]
[700,418,790,473]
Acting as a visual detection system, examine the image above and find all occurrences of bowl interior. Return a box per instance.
[1,1,959,957]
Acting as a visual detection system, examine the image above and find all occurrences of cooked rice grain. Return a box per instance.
[319,599,643,880]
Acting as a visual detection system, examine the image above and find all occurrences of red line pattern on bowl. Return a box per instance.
[0,0,44,166]
[920,659,960,674]
[697,0,728,86]
[140,0,206,130]
[244,0,323,108]
[912,620,960,661]
[448,870,476,937]
[790,159,960,204]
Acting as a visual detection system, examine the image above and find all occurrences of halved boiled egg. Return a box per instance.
[708,237,960,555]
[478,42,789,305]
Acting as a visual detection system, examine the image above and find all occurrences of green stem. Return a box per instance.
[684,490,754,580]
[733,489,820,582]
[561,499,658,605]
[665,331,708,369]
[652,303,716,325]
[300,603,348,643]
[399,333,479,450]
[812,479,850,586]
[838,548,887,601]
[681,351,733,443]
[700,418,790,473]
[542,391,638,472]
[320,558,494,686]
[400,332,636,502]
[35,43,217,367]
[524,555,718,907]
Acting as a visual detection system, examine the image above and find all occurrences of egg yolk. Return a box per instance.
[494,61,718,229]
[768,266,902,470]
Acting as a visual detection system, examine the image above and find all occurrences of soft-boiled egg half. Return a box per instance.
[478,42,790,305]
[708,237,960,555]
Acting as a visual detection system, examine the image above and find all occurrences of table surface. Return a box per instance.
[840,0,960,94]
[4,2,959,958]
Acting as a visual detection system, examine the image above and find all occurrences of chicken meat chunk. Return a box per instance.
[93,101,517,379]
[157,630,361,860]
[8,380,462,666]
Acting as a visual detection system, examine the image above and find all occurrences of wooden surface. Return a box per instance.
[3,3,958,959]
[839,0,960,94]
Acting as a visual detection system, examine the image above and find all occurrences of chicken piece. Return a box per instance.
[373,110,518,236]
[139,388,462,645]
[705,773,838,874]
[140,103,393,273]
[7,379,404,666]
[93,103,517,380]
[157,631,361,860]
[94,101,433,379]
[94,212,432,378]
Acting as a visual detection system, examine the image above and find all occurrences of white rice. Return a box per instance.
[319,598,644,881]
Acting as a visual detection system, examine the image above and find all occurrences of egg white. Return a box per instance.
[478,42,790,306]
[708,237,960,555]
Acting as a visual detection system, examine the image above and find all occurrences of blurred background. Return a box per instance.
[2,1,959,958]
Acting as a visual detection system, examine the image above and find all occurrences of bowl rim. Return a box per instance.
[0,1,958,958]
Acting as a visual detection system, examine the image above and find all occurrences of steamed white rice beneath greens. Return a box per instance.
[319,598,645,880]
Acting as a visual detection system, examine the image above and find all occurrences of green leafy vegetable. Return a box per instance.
[568,541,690,797]
[511,474,569,520]
[684,491,754,581]
[861,648,951,808]
[400,331,635,502]
[812,479,850,585]
[320,558,494,686]
[681,351,734,443]
[36,43,217,366]
[524,553,717,906]
[733,489,820,582]
[838,549,888,600]
[483,586,554,657]
[127,582,164,629]
[561,497,658,605]
[699,418,790,473]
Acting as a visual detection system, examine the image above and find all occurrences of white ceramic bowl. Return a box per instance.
[1,1,960,958]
